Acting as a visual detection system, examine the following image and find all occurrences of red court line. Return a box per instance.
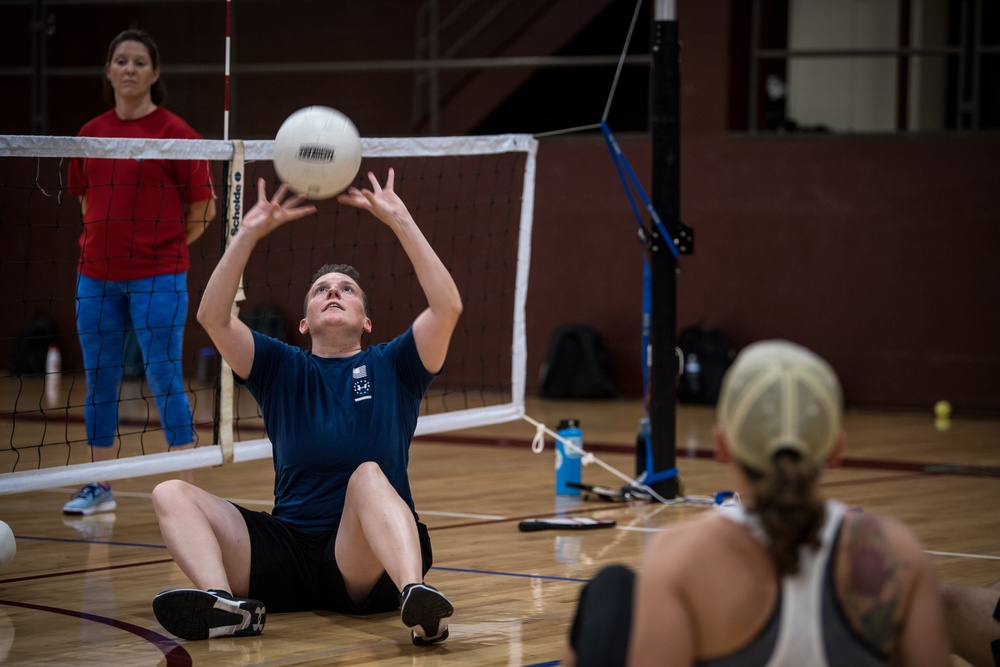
[820,472,930,488]
[0,597,191,666]
[415,434,1000,477]
[12,414,995,476]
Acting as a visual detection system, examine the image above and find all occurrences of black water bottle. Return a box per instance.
[635,417,649,477]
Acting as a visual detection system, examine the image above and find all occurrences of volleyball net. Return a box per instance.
[0,133,537,494]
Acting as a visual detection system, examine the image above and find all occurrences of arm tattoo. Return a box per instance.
[843,514,905,651]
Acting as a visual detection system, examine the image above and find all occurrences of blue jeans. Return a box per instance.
[76,273,194,449]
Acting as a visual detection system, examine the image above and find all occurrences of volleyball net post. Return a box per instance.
[646,0,694,498]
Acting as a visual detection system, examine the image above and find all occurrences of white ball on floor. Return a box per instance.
[0,521,15,570]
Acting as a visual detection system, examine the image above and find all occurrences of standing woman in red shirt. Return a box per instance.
[64,29,216,515]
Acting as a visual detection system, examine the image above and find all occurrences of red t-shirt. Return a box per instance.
[67,107,216,280]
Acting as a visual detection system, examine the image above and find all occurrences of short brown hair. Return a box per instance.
[304,264,371,318]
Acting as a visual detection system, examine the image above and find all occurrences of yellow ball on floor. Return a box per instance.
[934,400,952,420]
[0,521,15,570]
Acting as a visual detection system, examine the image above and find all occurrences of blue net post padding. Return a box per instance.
[599,121,678,486]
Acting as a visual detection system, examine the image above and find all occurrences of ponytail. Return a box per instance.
[743,450,824,576]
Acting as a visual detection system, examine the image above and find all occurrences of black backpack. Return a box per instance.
[677,325,735,404]
[539,325,618,399]
[9,316,57,375]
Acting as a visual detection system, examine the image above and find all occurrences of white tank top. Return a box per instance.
[704,500,886,667]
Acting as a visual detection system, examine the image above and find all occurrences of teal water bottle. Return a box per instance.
[556,419,583,495]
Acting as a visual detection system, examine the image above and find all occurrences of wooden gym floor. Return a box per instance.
[0,396,998,666]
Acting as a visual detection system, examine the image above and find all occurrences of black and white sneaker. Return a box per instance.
[399,583,453,645]
[152,588,265,640]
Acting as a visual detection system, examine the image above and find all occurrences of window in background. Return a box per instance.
[728,0,999,133]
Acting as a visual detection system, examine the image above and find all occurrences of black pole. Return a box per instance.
[647,0,691,498]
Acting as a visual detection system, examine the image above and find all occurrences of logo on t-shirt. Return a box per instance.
[352,365,372,402]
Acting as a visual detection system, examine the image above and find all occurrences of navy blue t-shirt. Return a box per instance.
[238,327,435,532]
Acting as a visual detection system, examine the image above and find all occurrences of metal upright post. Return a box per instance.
[647,0,692,498]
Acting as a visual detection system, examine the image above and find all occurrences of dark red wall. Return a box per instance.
[2,0,997,413]
[529,1,999,415]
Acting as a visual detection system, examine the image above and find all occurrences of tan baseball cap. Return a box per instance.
[717,340,842,472]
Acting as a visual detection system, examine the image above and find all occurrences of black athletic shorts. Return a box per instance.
[234,504,433,614]
[569,563,635,667]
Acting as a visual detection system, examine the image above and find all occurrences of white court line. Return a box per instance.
[926,550,1000,561]
[419,510,508,520]
[615,529,1000,553]
[616,525,666,533]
